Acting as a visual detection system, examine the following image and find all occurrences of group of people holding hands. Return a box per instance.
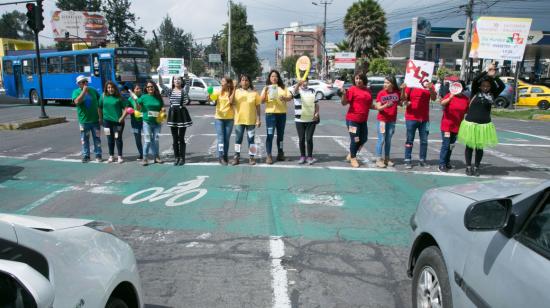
[73,63,503,176]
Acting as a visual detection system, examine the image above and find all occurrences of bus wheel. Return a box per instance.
[29,89,39,104]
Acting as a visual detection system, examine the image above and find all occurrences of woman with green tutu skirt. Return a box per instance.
[458,64,505,176]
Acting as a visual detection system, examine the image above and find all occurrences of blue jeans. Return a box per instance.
[265,113,286,155]
[80,122,102,159]
[439,131,457,167]
[405,120,429,162]
[234,124,256,157]
[346,120,368,158]
[143,121,161,159]
[375,121,395,158]
[215,119,234,159]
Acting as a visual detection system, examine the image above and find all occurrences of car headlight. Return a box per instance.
[85,221,117,236]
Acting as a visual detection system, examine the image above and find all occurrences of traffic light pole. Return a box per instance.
[33,30,47,118]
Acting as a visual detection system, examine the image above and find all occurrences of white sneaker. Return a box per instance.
[107,156,114,163]
[117,156,124,164]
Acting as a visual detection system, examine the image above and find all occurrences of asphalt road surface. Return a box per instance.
[1,97,549,307]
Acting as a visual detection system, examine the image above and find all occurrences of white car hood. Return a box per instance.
[440,178,548,201]
[0,214,93,231]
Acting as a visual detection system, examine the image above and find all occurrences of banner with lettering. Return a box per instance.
[469,17,532,61]
[404,60,435,89]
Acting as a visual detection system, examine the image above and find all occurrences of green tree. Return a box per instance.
[157,15,193,58]
[0,11,34,40]
[368,58,395,75]
[56,0,102,11]
[102,0,145,47]
[191,58,206,76]
[281,55,300,79]
[335,40,350,52]
[343,0,389,60]
[219,3,261,78]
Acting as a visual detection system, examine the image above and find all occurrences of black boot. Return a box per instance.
[473,166,480,177]
[277,151,285,161]
[174,158,181,166]
[465,166,473,176]
[178,143,186,165]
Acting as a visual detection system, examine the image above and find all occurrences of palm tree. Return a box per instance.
[343,0,389,59]
[335,40,350,52]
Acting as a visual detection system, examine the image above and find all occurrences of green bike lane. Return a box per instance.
[0,157,479,246]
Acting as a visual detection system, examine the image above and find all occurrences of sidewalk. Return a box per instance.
[0,95,67,130]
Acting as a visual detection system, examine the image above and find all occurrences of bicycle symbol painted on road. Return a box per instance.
[122,176,209,207]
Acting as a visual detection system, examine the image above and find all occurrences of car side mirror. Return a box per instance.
[0,260,55,307]
[464,198,512,231]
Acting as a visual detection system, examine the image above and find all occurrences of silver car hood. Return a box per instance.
[0,214,93,231]
[439,178,548,201]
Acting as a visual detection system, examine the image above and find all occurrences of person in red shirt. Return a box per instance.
[438,80,469,172]
[401,81,437,169]
[374,75,401,168]
[341,73,372,168]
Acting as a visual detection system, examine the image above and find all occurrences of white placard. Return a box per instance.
[469,16,532,61]
[404,60,435,89]
[334,52,356,69]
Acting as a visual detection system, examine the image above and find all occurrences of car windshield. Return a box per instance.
[202,78,220,87]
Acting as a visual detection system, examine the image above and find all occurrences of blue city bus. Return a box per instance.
[1,47,151,104]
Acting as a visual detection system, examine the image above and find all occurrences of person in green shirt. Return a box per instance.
[129,80,165,166]
[127,84,144,161]
[72,75,102,163]
[99,81,128,163]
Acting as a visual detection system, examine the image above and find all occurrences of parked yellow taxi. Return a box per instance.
[517,85,550,110]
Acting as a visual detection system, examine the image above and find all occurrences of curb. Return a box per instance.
[532,114,550,121]
[0,117,66,130]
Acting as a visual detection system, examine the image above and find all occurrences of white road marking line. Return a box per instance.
[270,236,291,308]
[484,149,550,174]
[21,147,52,158]
[0,155,536,179]
[332,136,376,168]
[498,129,550,141]
[16,186,81,214]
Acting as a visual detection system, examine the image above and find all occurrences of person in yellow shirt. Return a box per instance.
[261,70,292,164]
[214,76,235,165]
[232,74,261,166]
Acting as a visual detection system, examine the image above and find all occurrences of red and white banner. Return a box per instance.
[334,52,356,69]
[404,59,435,89]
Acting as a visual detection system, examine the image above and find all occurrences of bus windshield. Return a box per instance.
[115,56,151,82]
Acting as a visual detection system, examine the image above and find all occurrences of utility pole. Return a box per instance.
[228,0,232,78]
[313,1,332,80]
[460,0,474,81]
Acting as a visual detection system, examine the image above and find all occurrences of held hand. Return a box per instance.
[256,120,261,128]
[487,63,497,77]
[425,82,433,89]
[82,85,88,93]
[313,113,319,121]
[400,83,407,90]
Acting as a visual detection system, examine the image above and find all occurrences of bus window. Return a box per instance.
[76,54,91,73]
[33,58,47,74]
[62,56,75,73]
[135,58,150,75]
[47,57,61,73]
[3,60,13,74]
[22,59,33,75]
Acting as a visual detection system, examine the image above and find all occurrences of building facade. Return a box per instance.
[282,22,323,59]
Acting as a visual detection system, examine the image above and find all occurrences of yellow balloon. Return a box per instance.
[156,112,166,124]
[210,93,219,101]
[134,110,142,118]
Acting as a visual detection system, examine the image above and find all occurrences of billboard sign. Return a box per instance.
[333,52,356,69]
[405,59,435,89]
[469,17,532,61]
[159,58,186,76]
[208,54,222,63]
[410,17,431,60]
[51,11,108,42]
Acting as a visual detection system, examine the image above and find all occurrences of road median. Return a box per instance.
[0,117,66,130]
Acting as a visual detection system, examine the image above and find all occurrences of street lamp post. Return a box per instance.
[312,0,332,80]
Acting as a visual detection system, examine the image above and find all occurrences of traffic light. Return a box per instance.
[26,3,36,32]
[275,31,279,41]
[25,1,45,33]
[36,0,45,32]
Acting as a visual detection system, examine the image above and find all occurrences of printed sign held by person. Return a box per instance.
[404,60,435,89]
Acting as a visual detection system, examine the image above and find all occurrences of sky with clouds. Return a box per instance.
[1,0,548,62]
